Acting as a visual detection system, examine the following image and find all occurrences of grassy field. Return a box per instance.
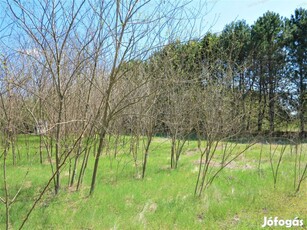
[0,135,306,229]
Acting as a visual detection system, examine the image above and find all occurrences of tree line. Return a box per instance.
[149,9,306,136]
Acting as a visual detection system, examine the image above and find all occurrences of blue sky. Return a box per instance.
[200,0,307,33]
[1,0,306,51]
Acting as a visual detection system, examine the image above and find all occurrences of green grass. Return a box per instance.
[0,135,306,229]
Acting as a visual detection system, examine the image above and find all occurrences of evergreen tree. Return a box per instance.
[286,8,307,137]
[251,11,285,132]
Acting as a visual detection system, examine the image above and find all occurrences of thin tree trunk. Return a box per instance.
[3,147,10,230]
[70,141,82,186]
[299,68,305,138]
[12,138,16,166]
[268,61,275,133]
[77,135,94,190]
[55,97,64,194]
[171,136,175,169]
[175,139,187,169]
[142,135,152,179]
[39,97,43,164]
[90,130,106,195]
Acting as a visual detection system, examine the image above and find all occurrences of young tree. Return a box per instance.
[7,0,96,194]
[193,61,255,197]
[88,0,201,194]
[153,41,199,169]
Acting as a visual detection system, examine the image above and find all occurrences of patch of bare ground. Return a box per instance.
[193,159,254,170]
[43,159,56,165]
[159,165,171,171]
[138,200,158,226]
[67,185,77,193]
[153,137,168,143]
[185,145,224,156]
[24,180,32,189]
[185,148,199,156]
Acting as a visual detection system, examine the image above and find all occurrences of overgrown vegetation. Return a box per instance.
[0,0,306,229]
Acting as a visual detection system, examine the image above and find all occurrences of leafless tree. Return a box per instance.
[267,139,287,189]
[88,0,200,194]
[193,66,256,196]
[0,52,30,230]
[291,139,307,193]
[7,0,97,194]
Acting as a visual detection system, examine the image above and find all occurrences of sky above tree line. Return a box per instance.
[200,0,306,33]
[1,1,305,39]
[0,0,306,55]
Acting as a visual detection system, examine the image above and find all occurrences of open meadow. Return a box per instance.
[1,135,306,229]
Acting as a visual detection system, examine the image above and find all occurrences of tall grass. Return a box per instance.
[0,135,306,229]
